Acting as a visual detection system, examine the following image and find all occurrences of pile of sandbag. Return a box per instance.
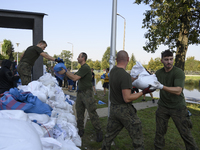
[130,61,158,90]
[0,73,81,150]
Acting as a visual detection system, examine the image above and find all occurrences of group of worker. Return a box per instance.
[0,40,198,150]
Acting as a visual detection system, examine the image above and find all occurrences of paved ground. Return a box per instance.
[96,99,158,118]
[62,88,159,119]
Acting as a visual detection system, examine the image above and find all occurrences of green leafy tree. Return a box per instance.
[2,39,14,61]
[147,58,155,71]
[101,59,109,70]
[93,60,101,70]
[134,0,200,70]
[86,59,94,69]
[185,56,200,71]
[101,47,117,70]
[59,50,72,69]
[126,53,136,70]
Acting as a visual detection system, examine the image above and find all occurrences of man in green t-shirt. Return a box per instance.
[101,50,154,150]
[152,50,198,150]
[17,40,62,85]
[58,52,103,142]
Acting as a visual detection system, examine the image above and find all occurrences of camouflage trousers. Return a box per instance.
[154,105,198,150]
[76,88,101,132]
[17,62,32,85]
[101,103,144,150]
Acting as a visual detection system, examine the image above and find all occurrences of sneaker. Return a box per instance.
[152,99,155,103]
[78,129,84,137]
[94,93,97,95]
[142,99,145,101]
[96,131,103,142]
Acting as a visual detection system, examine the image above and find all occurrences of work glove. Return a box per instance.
[55,57,64,63]
[152,81,164,89]
[142,86,156,95]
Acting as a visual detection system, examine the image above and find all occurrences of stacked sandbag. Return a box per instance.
[1,73,81,150]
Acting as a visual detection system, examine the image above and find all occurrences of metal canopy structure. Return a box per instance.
[0,9,47,80]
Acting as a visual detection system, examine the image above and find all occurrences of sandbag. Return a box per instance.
[54,63,67,80]
[0,118,43,150]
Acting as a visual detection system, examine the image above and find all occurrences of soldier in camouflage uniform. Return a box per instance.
[152,50,198,150]
[17,40,61,85]
[58,52,103,142]
[101,50,154,150]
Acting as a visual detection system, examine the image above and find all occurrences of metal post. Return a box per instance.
[16,43,20,65]
[117,13,126,50]
[108,0,117,117]
[68,42,73,71]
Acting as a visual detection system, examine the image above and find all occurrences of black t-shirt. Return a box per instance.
[110,66,132,105]
[92,72,95,82]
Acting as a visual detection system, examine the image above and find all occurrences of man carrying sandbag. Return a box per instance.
[58,52,103,142]
[101,50,155,150]
[17,40,62,85]
[152,50,198,150]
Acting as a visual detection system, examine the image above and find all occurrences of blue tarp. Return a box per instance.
[0,88,52,116]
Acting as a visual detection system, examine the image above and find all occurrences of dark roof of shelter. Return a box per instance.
[0,9,47,16]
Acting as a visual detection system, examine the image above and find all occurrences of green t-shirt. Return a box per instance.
[20,45,43,66]
[75,63,92,91]
[155,66,186,109]
[110,66,132,105]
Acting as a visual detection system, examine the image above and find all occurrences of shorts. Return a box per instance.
[103,82,109,89]
[68,80,74,85]
[92,81,95,86]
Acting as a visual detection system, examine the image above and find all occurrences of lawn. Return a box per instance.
[80,103,200,150]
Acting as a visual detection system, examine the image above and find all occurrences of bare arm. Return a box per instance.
[40,52,56,61]
[58,68,81,81]
[162,86,182,95]
[122,89,143,103]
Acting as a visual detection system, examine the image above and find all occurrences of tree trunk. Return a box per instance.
[175,23,189,71]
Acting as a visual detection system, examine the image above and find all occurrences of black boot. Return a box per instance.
[96,130,103,142]
[78,129,84,137]
[152,99,155,103]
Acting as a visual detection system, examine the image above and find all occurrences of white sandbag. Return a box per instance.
[31,122,45,137]
[57,112,77,126]
[57,137,80,150]
[0,118,42,150]
[41,118,57,134]
[32,91,47,103]
[0,110,29,122]
[38,73,57,86]
[130,61,146,78]
[41,137,62,150]
[28,81,43,91]
[72,134,82,147]
[27,113,50,124]
[132,74,158,90]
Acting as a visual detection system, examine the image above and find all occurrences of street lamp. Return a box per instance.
[16,43,20,65]
[117,13,126,50]
[68,42,73,71]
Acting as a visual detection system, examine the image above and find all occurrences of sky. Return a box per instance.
[0,0,199,64]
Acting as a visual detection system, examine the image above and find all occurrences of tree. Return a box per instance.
[59,50,72,69]
[147,57,163,71]
[2,39,14,61]
[134,0,200,70]
[101,47,117,70]
[185,56,200,71]
[93,60,101,70]
[126,53,136,70]
[86,59,94,69]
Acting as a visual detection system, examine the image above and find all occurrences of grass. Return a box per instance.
[80,103,200,150]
